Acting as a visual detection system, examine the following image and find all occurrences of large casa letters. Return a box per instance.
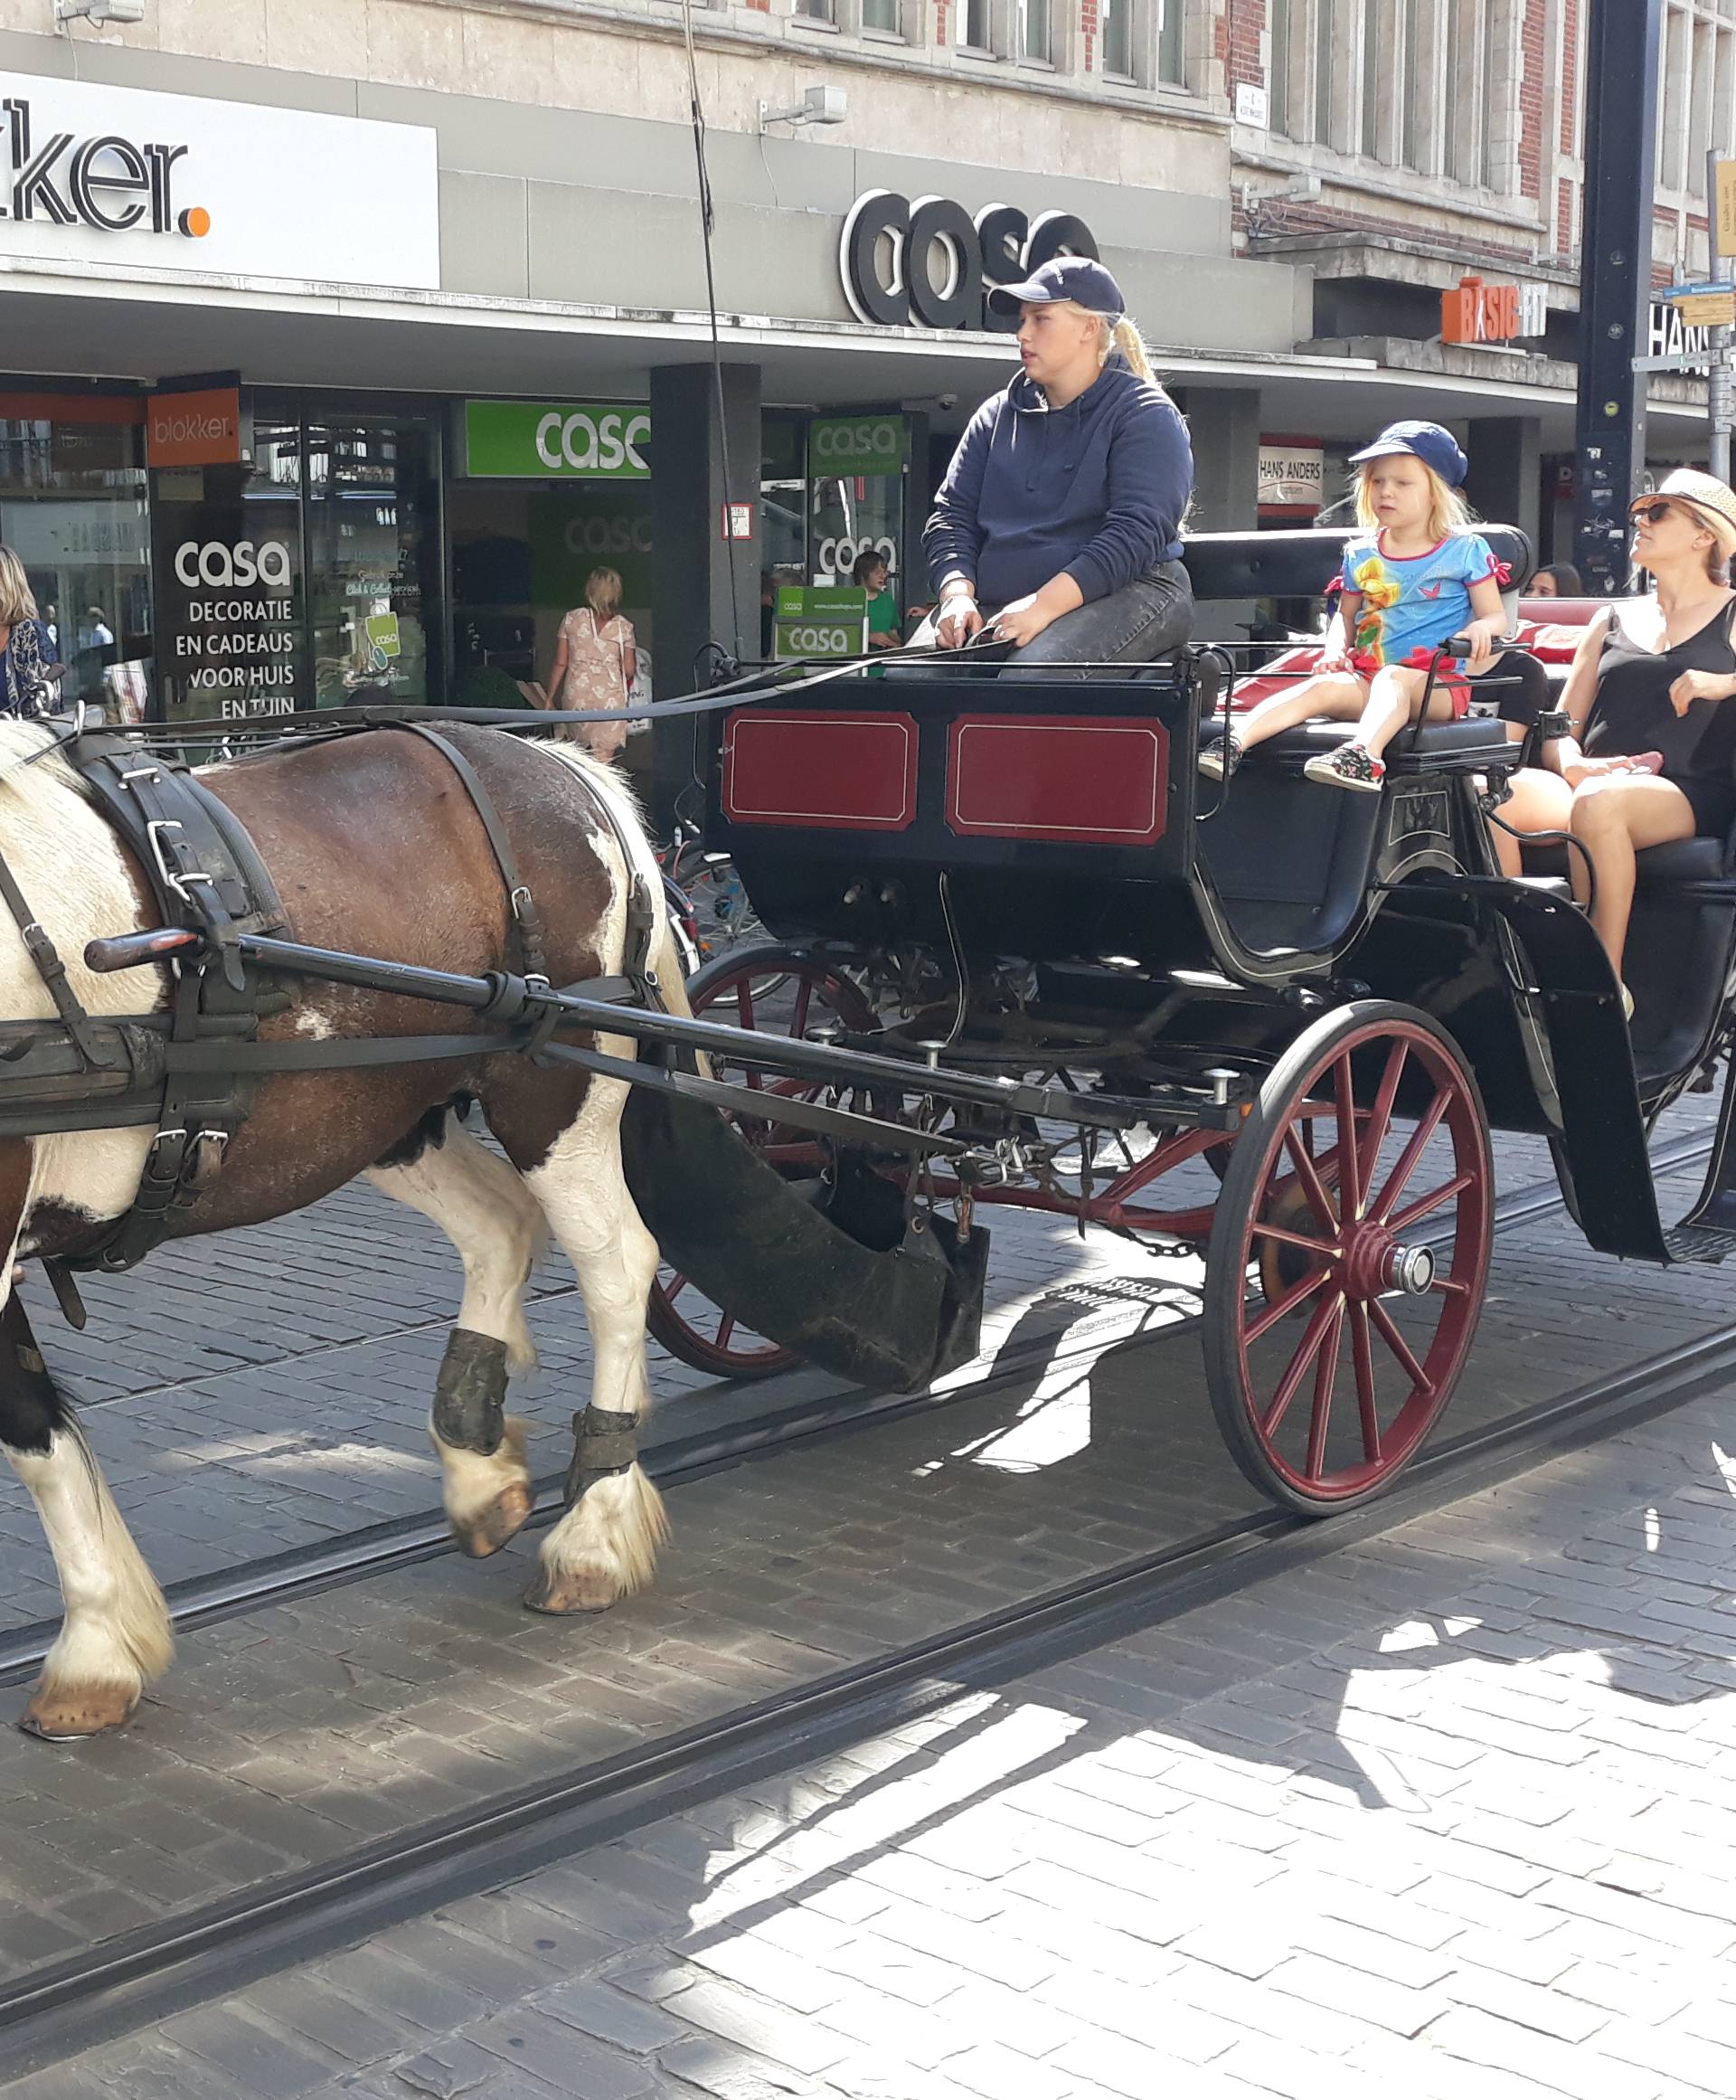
[840,191,1099,332]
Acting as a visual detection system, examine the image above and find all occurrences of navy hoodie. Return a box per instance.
[923,354,1193,608]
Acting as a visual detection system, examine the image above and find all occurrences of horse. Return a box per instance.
[0,718,684,1739]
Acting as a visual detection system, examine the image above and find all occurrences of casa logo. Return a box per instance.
[563,514,653,557]
[819,533,896,576]
[536,409,650,476]
[841,191,1099,332]
[174,539,292,589]
[1,97,208,238]
[812,422,901,461]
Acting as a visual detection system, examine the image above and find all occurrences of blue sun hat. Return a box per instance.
[1350,420,1469,487]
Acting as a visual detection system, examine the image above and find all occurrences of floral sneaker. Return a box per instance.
[1303,742,1386,792]
[1198,733,1243,782]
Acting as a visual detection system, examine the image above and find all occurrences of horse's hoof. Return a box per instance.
[522,1562,618,1615]
[20,1682,138,1740]
[451,1482,533,1558]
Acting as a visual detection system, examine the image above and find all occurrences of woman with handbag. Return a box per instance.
[544,566,637,761]
[0,548,55,721]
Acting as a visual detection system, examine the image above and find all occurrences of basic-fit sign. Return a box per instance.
[146,387,241,468]
[465,401,650,480]
[841,193,1099,330]
[0,74,438,288]
[1439,275,1548,345]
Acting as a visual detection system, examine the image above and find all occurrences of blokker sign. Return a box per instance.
[0,73,438,289]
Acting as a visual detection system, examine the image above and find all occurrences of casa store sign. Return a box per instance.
[841,191,1099,331]
[0,73,438,289]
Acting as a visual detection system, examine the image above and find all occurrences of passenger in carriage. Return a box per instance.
[1200,422,1521,791]
[1484,468,1736,1021]
[919,258,1194,675]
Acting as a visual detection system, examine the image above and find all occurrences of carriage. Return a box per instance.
[631,524,1736,1514]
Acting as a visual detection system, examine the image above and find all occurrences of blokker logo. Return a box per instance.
[1,96,208,238]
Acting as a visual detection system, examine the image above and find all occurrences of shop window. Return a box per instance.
[805,414,909,628]
[305,416,440,710]
[0,397,150,717]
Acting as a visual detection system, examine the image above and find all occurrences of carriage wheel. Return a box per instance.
[646,946,880,1382]
[1203,1001,1492,1516]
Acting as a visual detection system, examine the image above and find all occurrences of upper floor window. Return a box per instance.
[1019,0,1052,61]
[1101,0,1134,77]
[862,0,901,28]
[1270,0,1518,193]
[793,0,836,19]
[954,0,993,51]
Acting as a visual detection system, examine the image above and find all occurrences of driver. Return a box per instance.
[919,258,1194,676]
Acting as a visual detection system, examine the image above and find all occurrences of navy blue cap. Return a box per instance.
[986,256,1126,318]
[1349,420,1468,487]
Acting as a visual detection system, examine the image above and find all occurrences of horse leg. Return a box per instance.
[366,1112,543,1557]
[486,1074,665,1615]
[0,1293,174,1738]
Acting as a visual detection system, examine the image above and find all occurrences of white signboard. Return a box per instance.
[1258,442,1325,508]
[1648,298,1712,376]
[0,73,439,289]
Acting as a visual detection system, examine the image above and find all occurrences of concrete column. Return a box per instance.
[1176,386,1261,534]
[1465,416,1543,554]
[648,361,761,826]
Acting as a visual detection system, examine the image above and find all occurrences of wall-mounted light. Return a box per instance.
[758,84,848,132]
[56,0,146,30]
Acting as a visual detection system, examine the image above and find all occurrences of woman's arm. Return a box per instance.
[923,399,995,601]
[543,629,569,710]
[1060,393,1193,607]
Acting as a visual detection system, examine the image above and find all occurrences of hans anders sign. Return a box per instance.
[465,401,651,480]
[0,74,439,289]
[841,191,1099,331]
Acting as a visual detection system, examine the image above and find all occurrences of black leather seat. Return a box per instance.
[1183,526,1534,605]
[1255,718,1516,771]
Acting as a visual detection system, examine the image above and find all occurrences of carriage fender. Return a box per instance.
[1472,882,1666,1262]
[619,1089,987,1391]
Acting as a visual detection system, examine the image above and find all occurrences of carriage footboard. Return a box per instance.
[620,1090,988,1390]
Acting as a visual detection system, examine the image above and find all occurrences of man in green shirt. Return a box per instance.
[854,552,901,650]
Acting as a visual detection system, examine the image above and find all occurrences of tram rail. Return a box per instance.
[0,1125,1713,1696]
[0,1299,1732,2086]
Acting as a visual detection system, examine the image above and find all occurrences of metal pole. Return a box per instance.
[1709,147,1733,485]
[1573,0,1663,595]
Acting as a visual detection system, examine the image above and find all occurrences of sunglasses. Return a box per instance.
[1631,500,1677,525]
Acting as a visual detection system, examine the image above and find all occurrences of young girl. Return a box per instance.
[1200,421,1509,791]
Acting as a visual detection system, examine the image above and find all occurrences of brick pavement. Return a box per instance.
[7,1314,1736,2096]
[0,1106,1707,1634]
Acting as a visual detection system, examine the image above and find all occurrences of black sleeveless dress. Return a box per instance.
[1584,598,1736,837]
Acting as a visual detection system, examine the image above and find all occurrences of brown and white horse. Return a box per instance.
[0,718,683,1738]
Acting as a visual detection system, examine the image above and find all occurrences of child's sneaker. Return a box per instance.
[1303,742,1385,792]
[1198,733,1243,781]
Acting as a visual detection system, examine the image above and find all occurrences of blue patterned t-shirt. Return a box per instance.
[1336,530,1505,668]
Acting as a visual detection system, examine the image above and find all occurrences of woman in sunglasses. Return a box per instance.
[1493,468,1736,1017]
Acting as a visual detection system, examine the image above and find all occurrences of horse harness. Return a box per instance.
[0,723,663,1302]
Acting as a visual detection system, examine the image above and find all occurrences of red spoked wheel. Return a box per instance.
[646,944,882,1382]
[1203,1001,1492,1515]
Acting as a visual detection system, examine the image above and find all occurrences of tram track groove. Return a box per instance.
[0,1128,1712,1693]
[1,1297,1734,2083]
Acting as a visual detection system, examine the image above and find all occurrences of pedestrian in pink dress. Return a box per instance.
[545,567,637,761]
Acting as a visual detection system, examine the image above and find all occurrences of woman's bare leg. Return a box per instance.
[1489,767,1574,877]
[1231,673,1369,753]
[1568,776,1697,975]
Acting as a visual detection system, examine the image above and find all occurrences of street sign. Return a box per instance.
[1632,352,1711,373]
[1677,290,1736,328]
[1665,279,1726,299]
[1717,158,1736,258]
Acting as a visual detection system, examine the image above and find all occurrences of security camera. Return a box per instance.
[759,83,848,129]
[938,393,959,410]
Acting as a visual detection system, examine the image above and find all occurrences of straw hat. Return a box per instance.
[1633,468,1736,558]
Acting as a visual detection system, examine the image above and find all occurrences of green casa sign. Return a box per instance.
[807,415,908,478]
[772,585,868,661]
[466,401,650,480]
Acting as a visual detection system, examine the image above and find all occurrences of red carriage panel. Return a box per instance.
[722,711,919,832]
[946,714,1169,846]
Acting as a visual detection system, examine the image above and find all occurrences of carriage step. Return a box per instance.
[1661,1222,1736,1265]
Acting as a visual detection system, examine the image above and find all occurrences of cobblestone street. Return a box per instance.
[0,1106,1731,2099]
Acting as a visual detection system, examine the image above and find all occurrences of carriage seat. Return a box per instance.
[1182,525,1534,617]
[1252,717,1519,774]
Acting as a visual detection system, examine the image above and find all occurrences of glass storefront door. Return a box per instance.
[305,415,439,707]
[0,397,151,714]
[805,413,910,613]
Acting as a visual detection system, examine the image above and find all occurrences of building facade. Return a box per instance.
[0,0,1713,771]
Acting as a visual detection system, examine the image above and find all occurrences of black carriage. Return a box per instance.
[640,525,1736,1514]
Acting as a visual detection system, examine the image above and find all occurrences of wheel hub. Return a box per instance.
[1339,1222,1435,1301]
